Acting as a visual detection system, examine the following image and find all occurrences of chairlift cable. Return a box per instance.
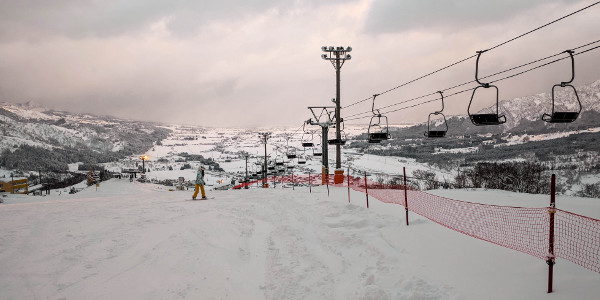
[488,45,600,84]
[342,40,600,122]
[485,1,600,52]
[344,43,597,122]
[341,1,600,110]
[341,54,477,110]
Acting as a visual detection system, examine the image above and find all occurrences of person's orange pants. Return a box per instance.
[193,184,206,199]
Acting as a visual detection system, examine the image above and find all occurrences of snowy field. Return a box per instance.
[93,124,453,190]
[1,179,599,299]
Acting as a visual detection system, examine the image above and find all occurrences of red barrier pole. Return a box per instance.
[347,166,351,203]
[326,172,330,197]
[309,172,312,193]
[547,174,556,293]
[292,172,294,191]
[364,171,369,209]
[404,167,409,226]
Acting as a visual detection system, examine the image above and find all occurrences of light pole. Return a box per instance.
[243,152,249,189]
[258,132,271,188]
[322,46,352,184]
[140,155,148,177]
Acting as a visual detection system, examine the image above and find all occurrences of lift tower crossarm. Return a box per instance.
[306,106,336,176]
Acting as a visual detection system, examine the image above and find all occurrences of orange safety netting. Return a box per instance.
[233,173,600,274]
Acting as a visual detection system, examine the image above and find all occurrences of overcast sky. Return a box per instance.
[0,0,599,127]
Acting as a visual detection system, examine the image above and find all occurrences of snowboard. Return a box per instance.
[190,197,215,201]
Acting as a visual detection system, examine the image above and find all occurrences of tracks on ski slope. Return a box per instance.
[0,180,453,299]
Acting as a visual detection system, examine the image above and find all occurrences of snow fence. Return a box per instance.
[233,173,600,275]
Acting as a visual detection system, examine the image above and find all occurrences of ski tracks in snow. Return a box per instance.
[0,181,455,299]
[239,188,454,300]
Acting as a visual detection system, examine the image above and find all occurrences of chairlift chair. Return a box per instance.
[297,155,307,164]
[286,150,297,159]
[424,91,449,138]
[301,126,315,147]
[285,136,298,159]
[542,50,582,123]
[468,50,506,126]
[368,94,391,143]
[328,124,347,146]
[312,134,323,156]
[313,146,322,156]
[275,157,284,166]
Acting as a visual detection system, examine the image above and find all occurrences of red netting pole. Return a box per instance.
[347,166,351,203]
[309,172,312,193]
[548,174,556,293]
[326,172,330,197]
[292,172,294,191]
[404,166,409,226]
[364,171,369,209]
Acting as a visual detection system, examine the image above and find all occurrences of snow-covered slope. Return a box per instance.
[1,180,598,299]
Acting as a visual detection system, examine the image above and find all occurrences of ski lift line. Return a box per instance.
[365,39,600,115]
[347,42,595,123]
[345,43,600,123]
[485,1,600,52]
[341,54,477,110]
[487,45,600,85]
[431,39,600,99]
[342,40,600,121]
[340,1,600,110]
[343,87,474,122]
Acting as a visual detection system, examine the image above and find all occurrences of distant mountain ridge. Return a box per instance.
[0,102,171,171]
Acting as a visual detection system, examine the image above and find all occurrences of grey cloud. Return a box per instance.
[363,0,583,34]
[0,0,348,40]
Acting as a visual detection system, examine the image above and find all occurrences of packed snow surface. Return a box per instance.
[1,180,599,299]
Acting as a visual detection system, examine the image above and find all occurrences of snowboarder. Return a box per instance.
[192,166,207,200]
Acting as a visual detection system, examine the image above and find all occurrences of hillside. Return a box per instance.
[0,102,171,171]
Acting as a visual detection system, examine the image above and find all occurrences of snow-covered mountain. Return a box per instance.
[0,102,170,171]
